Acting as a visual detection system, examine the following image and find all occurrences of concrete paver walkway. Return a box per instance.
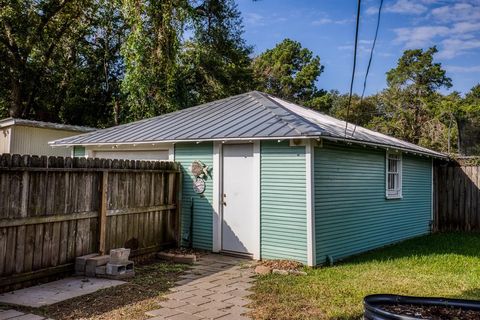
[0,309,49,320]
[146,254,255,319]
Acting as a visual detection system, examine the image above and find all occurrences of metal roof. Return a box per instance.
[50,91,446,158]
[0,117,96,133]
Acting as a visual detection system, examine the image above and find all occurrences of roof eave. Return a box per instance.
[49,134,321,147]
[322,136,448,159]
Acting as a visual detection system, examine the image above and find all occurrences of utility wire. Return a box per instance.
[352,0,384,136]
[344,0,362,139]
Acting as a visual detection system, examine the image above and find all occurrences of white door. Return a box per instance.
[222,144,256,254]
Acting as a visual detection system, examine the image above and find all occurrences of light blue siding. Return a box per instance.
[175,143,213,250]
[314,141,432,265]
[260,141,307,263]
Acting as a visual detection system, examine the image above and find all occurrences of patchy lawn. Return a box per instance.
[13,259,188,320]
[250,233,480,320]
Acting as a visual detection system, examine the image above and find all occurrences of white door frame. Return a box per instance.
[212,141,260,259]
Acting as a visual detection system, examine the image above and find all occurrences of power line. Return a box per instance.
[352,0,384,136]
[344,0,362,139]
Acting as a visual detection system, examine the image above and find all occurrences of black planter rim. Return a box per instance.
[364,294,480,320]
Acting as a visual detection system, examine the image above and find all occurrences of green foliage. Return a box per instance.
[379,47,452,145]
[252,38,324,104]
[179,0,254,107]
[120,0,189,121]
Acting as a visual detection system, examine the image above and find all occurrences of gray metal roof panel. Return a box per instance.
[50,91,445,158]
[0,117,96,132]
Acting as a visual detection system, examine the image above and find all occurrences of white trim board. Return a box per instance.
[305,139,316,266]
[212,142,222,253]
[253,141,261,260]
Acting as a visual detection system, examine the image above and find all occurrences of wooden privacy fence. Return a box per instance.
[433,158,480,232]
[0,154,181,290]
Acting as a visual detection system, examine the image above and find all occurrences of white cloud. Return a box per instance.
[438,38,480,59]
[244,13,266,26]
[384,0,428,14]
[446,65,480,73]
[366,6,380,15]
[394,26,449,48]
[312,17,352,26]
[312,18,333,25]
[431,2,480,22]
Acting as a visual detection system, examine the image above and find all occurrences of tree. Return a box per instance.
[252,38,324,104]
[379,47,452,144]
[456,85,480,155]
[0,0,94,120]
[179,0,254,107]
[120,0,190,121]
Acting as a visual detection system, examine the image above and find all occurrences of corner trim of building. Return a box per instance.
[306,139,316,266]
[212,141,222,253]
[253,141,261,260]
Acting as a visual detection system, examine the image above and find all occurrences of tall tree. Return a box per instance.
[252,38,324,104]
[120,0,190,121]
[0,0,94,120]
[456,85,480,155]
[378,47,452,144]
[179,0,253,107]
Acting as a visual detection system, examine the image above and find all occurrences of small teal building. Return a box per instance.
[51,91,446,266]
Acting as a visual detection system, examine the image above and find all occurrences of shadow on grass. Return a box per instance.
[331,232,480,267]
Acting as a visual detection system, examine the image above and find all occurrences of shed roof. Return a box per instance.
[49,91,446,158]
[0,117,96,133]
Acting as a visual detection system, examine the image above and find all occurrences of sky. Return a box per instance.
[236,0,480,96]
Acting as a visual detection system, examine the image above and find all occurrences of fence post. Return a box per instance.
[99,171,109,255]
[175,171,183,247]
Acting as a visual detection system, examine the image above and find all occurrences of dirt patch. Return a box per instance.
[259,260,303,271]
[379,304,480,320]
[164,247,207,257]
[8,259,188,320]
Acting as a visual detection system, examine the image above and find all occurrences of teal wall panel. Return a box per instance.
[175,143,213,250]
[260,141,307,263]
[314,141,432,265]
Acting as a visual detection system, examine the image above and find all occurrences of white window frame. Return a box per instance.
[386,151,402,199]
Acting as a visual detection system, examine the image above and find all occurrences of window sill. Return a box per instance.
[386,194,403,200]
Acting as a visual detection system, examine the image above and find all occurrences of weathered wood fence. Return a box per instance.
[433,158,480,232]
[0,154,181,290]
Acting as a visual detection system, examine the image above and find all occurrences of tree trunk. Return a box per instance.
[9,78,24,118]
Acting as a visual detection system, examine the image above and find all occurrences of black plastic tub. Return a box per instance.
[364,294,480,320]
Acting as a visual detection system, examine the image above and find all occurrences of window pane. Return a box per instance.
[388,158,398,173]
[388,173,395,190]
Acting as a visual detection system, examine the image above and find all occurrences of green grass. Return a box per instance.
[250,233,480,320]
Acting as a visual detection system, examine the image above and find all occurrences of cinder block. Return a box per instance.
[109,248,131,264]
[106,261,134,276]
[75,253,99,275]
[85,255,110,277]
[95,265,106,275]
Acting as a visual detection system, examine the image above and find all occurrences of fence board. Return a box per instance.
[0,154,181,291]
[434,159,480,231]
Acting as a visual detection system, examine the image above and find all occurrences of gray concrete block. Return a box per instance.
[95,265,106,275]
[109,248,130,264]
[75,253,98,275]
[106,261,134,276]
[85,255,110,277]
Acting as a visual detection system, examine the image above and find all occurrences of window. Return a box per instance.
[73,146,86,157]
[386,152,402,199]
